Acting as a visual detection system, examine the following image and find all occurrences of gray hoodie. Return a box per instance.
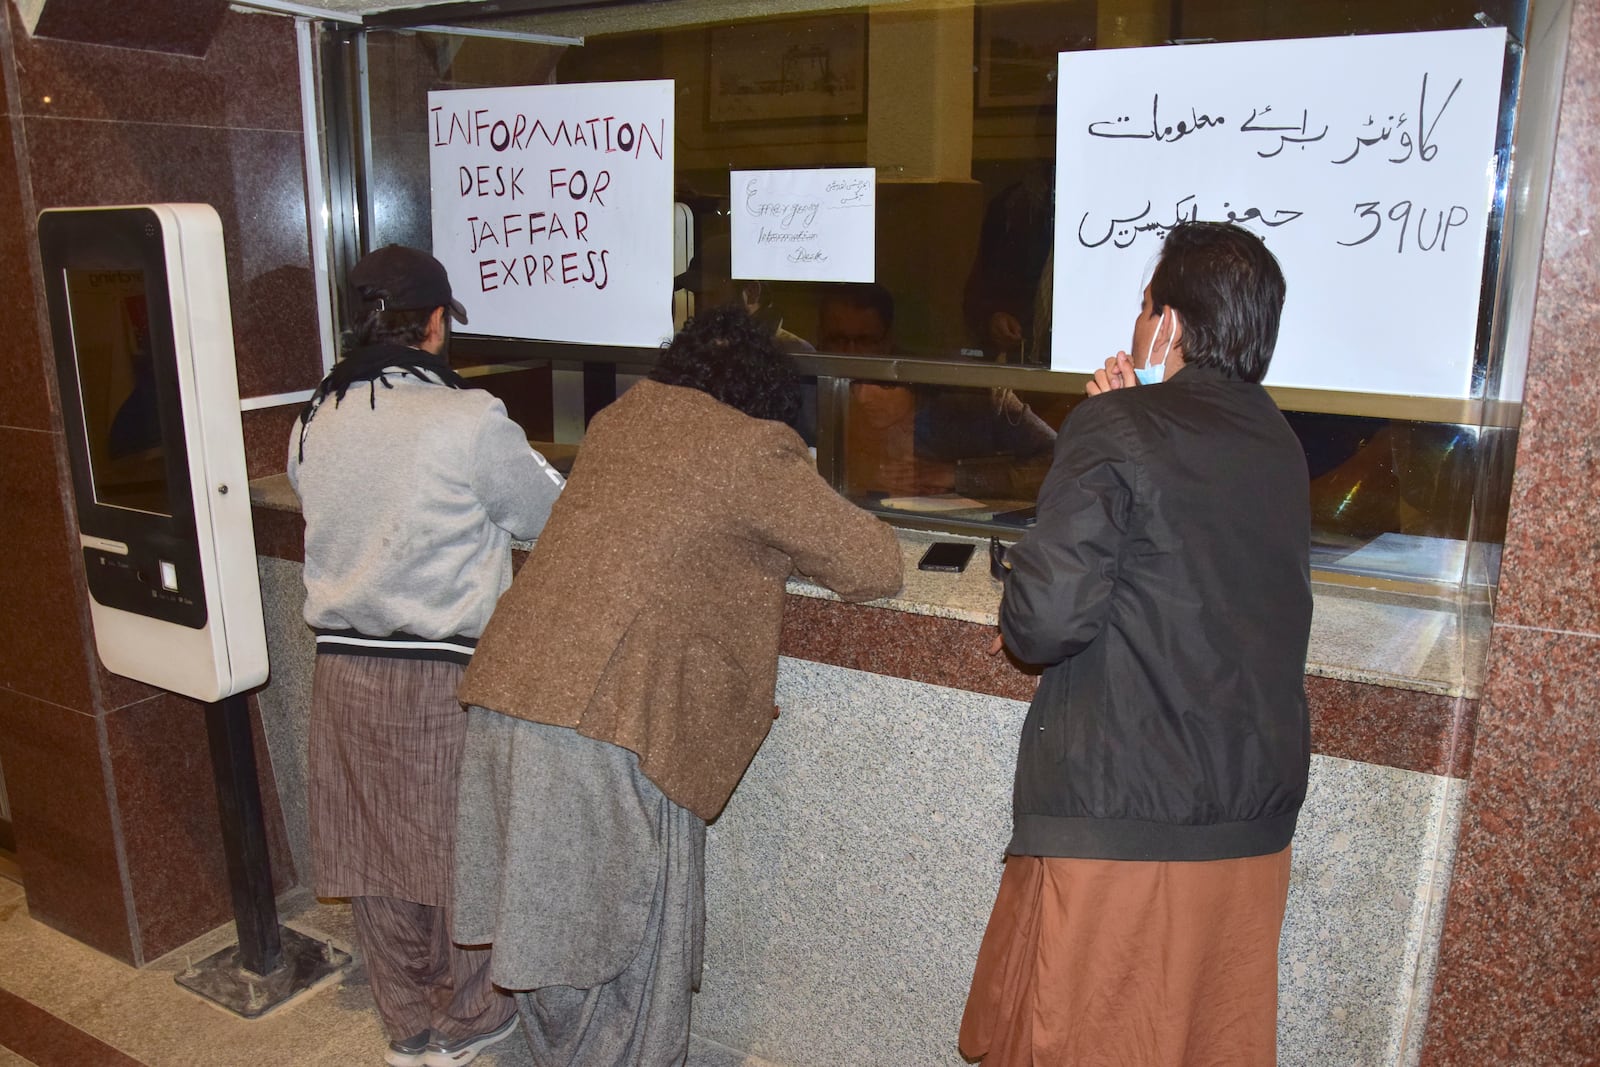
[288,368,564,646]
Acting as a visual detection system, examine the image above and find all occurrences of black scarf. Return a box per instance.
[296,342,470,461]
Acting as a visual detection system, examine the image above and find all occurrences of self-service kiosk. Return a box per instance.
[39,204,345,1013]
[39,204,266,701]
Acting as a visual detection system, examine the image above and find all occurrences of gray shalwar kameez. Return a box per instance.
[454,707,705,1067]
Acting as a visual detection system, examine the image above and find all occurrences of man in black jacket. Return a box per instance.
[960,221,1311,1067]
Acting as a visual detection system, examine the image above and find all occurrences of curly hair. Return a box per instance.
[651,305,800,424]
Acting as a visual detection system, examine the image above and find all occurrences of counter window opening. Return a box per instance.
[332,0,1543,596]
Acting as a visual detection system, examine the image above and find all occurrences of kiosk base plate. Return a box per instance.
[175,925,351,1019]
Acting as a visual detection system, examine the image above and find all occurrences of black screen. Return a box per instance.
[64,267,173,516]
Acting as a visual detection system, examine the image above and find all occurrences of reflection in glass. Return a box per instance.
[1293,411,1500,583]
[352,0,1527,587]
[845,383,1061,517]
[65,268,172,516]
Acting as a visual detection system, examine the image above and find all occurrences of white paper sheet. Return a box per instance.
[730,168,876,283]
[429,80,675,347]
[1052,28,1507,398]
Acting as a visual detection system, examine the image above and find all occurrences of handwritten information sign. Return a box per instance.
[428,80,675,347]
[1053,28,1506,398]
[730,168,876,282]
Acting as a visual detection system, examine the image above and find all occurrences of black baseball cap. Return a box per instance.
[348,244,468,325]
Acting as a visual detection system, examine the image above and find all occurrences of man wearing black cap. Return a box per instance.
[290,245,564,1067]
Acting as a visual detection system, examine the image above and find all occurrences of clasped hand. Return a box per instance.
[1085,351,1140,397]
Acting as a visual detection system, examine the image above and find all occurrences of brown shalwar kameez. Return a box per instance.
[960,849,1292,1067]
[309,654,514,1044]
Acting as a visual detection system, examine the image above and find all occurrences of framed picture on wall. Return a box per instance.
[975,2,1096,112]
[707,14,867,125]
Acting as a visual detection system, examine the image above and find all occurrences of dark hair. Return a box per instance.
[651,305,800,424]
[817,282,895,330]
[343,286,437,350]
[1150,221,1286,383]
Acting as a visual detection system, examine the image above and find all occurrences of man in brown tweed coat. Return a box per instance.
[453,306,903,1067]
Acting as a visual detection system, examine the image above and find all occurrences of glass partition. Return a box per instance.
[345,0,1541,594]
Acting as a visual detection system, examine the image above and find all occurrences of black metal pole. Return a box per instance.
[203,693,283,976]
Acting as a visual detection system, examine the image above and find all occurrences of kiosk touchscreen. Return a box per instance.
[39,204,267,703]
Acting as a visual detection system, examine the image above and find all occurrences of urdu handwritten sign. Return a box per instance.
[428,80,675,347]
[730,168,876,282]
[1052,28,1507,399]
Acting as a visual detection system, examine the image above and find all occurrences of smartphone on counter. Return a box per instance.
[918,541,976,573]
[989,506,1037,528]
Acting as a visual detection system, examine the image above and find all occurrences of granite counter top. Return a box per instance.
[250,472,298,512]
[253,475,1487,699]
[786,529,1488,699]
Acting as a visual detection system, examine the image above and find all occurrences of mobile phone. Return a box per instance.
[990,506,1037,528]
[918,541,976,573]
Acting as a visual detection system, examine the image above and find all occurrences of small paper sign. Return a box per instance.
[730,168,875,282]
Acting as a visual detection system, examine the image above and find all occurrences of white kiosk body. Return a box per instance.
[40,204,267,702]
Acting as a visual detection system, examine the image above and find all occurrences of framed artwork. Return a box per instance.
[707,14,867,125]
[975,2,1096,112]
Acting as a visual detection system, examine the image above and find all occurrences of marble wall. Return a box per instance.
[251,546,1474,1066]
[0,0,128,958]
[1419,0,1600,1061]
[688,659,1467,1067]
[0,0,307,965]
[1,0,1596,1055]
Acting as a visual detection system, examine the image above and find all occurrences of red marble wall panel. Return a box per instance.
[0,427,97,713]
[0,2,312,963]
[8,4,300,138]
[0,106,52,433]
[243,405,305,481]
[95,661,167,717]
[31,0,228,63]
[1422,627,1600,1065]
[21,118,322,399]
[1492,1,1600,638]
[1305,676,1476,779]
[105,692,296,963]
[0,689,132,962]
[775,595,1470,777]
[1422,1,1600,1060]
[252,504,305,565]
[2,11,96,727]
[780,595,1039,703]
[0,1,9,117]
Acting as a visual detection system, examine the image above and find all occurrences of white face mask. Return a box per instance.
[1135,308,1173,386]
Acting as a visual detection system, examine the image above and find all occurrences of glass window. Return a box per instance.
[349,0,1534,591]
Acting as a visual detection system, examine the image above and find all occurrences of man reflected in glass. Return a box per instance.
[819,283,1055,503]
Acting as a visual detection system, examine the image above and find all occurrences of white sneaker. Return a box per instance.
[385,1031,431,1067]
[422,1015,517,1066]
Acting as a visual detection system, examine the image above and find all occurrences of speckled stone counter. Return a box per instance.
[248,482,1480,1067]
[693,661,1465,1067]
[777,528,1483,781]
[253,474,1487,705]
[788,528,1489,699]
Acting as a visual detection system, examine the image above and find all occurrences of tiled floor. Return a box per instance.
[0,874,756,1067]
